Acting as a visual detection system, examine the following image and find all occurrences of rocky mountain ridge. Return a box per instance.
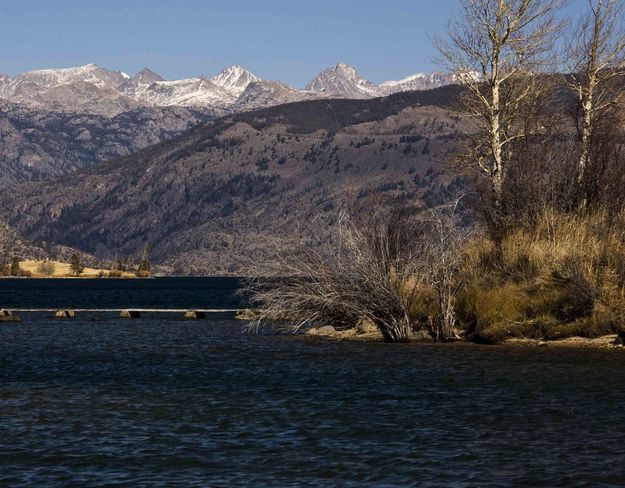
[0,100,216,184]
[0,62,457,116]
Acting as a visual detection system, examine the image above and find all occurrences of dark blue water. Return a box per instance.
[2,279,625,486]
[0,277,246,309]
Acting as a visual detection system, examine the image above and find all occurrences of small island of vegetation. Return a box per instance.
[0,244,152,279]
[248,0,625,348]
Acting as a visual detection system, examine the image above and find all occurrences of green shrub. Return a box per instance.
[70,254,84,276]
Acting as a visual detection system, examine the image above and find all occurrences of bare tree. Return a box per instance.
[247,208,425,343]
[435,0,562,208]
[566,0,625,192]
[247,205,468,343]
[423,202,469,341]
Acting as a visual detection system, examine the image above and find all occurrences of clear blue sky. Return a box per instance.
[0,0,584,87]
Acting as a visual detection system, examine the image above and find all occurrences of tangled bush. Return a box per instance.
[248,205,467,343]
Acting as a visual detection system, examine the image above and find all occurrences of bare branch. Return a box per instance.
[565,0,625,192]
[436,0,563,207]
[247,205,469,343]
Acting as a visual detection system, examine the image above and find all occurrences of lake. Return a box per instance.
[1,278,625,486]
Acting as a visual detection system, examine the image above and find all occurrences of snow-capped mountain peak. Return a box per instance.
[12,63,132,92]
[0,62,458,115]
[305,62,379,98]
[132,68,165,84]
[379,72,455,93]
[335,62,358,76]
[211,65,260,96]
[380,73,428,87]
[452,69,483,83]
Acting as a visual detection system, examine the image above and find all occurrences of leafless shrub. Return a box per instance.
[424,201,469,341]
[247,203,468,343]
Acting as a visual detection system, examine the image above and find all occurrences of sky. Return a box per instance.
[0,0,585,87]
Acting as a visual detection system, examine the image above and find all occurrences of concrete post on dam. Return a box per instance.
[55,310,76,319]
[184,310,206,319]
[120,310,142,319]
[0,309,20,322]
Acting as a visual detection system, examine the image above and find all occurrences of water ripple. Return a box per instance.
[1,318,625,486]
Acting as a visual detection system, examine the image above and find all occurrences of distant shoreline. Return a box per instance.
[504,335,623,350]
[2,259,145,279]
[0,276,143,279]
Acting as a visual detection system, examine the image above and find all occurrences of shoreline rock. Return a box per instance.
[304,324,623,349]
[0,309,20,322]
[306,324,436,343]
[235,309,261,321]
[505,335,623,350]
[306,325,382,341]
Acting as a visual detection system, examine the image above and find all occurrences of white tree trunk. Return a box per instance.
[578,92,594,185]
[491,81,504,204]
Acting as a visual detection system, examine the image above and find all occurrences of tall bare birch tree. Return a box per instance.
[566,0,625,192]
[435,0,562,209]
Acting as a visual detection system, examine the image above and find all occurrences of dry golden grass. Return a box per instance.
[459,209,625,343]
[19,260,136,278]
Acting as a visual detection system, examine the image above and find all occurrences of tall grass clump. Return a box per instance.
[459,208,625,343]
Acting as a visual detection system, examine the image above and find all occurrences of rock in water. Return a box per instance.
[613,331,625,345]
[235,309,260,321]
[184,311,206,319]
[307,325,338,336]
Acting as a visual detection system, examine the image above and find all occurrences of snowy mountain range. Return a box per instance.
[0,62,457,116]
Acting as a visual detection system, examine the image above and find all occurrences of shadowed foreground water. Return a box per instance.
[1,281,625,486]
